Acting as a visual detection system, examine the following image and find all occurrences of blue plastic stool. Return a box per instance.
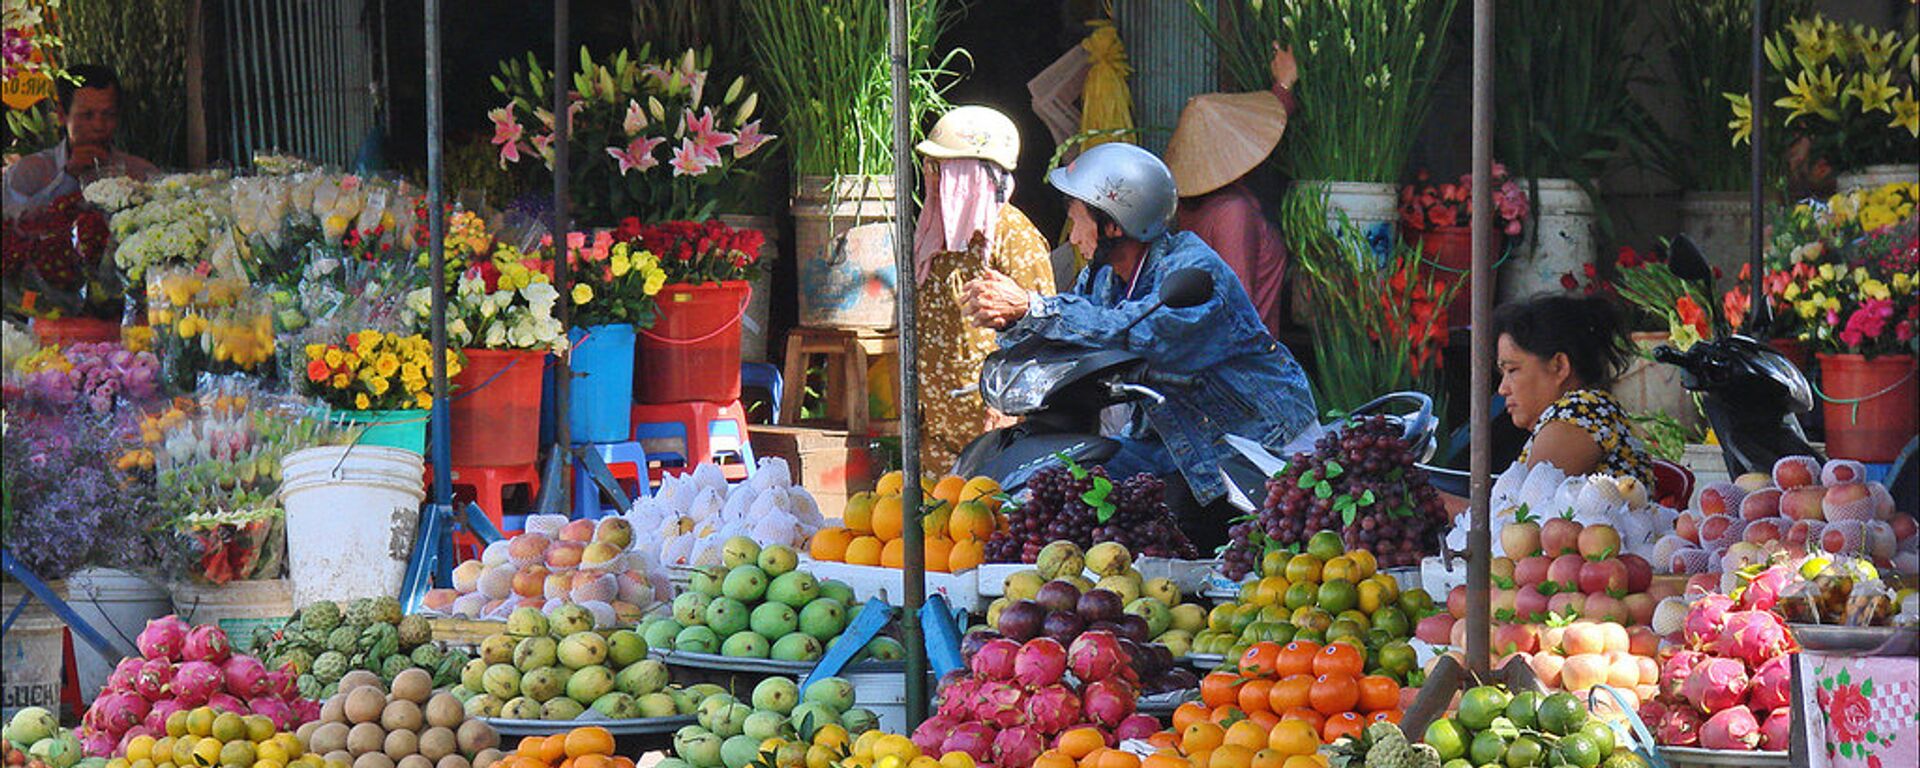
[741,362,783,424]
[630,400,756,483]
[573,441,652,519]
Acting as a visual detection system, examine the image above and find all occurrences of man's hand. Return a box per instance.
[962,268,1031,330]
[65,144,110,178]
[1270,44,1298,92]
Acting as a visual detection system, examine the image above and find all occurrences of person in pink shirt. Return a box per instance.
[1162,47,1297,338]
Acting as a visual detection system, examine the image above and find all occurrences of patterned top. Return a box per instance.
[1517,388,1654,486]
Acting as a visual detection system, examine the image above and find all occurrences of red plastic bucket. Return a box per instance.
[31,317,122,347]
[1817,353,1918,462]
[1414,226,1472,328]
[636,281,750,404]
[450,348,547,466]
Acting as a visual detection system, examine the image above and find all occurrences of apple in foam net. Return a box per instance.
[546,541,585,569]
[1739,488,1782,521]
[558,518,597,543]
[1675,511,1702,544]
[1743,518,1786,545]
[1697,484,1743,516]
[1780,487,1827,520]
[513,565,550,597]
[1773,456,1821,489]
[1734,472,1772,492]
[1541,518,1583,555]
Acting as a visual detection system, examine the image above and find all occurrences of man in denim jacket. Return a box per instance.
[963,143,1317,543]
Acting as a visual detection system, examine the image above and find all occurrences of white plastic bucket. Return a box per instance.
[1677,191,1752,282]
[67,568,171,703]
[2,580,66,719]
[168,579,295,654]
[1835,163,1919,194]
[279,446,425,606]
[1307,180,1399,239]
[1501,178,1597,300]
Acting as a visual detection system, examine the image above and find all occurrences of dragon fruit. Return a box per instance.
[78,728,117,758]
[264,669,297,700]
[1651,702,1705,746]
[183,624,231,664]
[134,658,172,701]
[292,698,321,724]
[114,727,154,757]
[137,615,190,661]
[970,638,1021,681]
[941,722,999,763]
[1760,708,1790,750]
[1747,655,1792,712]
[1080,678,1136,728]
[1022,685,1082,735]
[1718,610,1793,668]
[913,716,961,755]
[1701,705,1761,750]
[89,691,150,736]
[143,699,189,736]
[220,655,270,698]
[992,726,1046,768]
[106,658,143,694]
[171,661,224,706]
[1682,657,1750,714]
[248,697,297,730]
[1013,638,1068,688]
[973,681,1029,729]
[937,677,984,720]
[1067,631,1128,683]
[1682,594,1736,650]
[1114,714,1160,742]
[1738,565,1791,611]
[1658,650,1707,700]
[207,692,247,716]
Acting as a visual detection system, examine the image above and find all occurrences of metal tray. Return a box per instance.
[477,714,696,737]
[1659,746,1790,767]
[1789,623,1920,656]
[1136,689,1198,716]
[1181,653,1228,669]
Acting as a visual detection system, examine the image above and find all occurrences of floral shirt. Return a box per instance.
[1517,388,1654,486]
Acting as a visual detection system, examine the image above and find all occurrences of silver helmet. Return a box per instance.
[1046,142,1178,241]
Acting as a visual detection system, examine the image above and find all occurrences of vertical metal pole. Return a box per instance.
[223,0,244,163]
[1466,0,1494,680]
[250,0,278,155]
[265,0,289,153]
[889,0,927,727]
[329,1,347,164]
[426,0,453,508]
[236,0,262,160]
[379,0,392,135]
[298,0,321,159]
[1747,0,1766,330]
[552,0,574,509]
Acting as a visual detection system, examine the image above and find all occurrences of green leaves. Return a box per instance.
[1083,475,1117,523]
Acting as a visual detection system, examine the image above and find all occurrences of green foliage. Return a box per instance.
[444,136,541,211]
[57,0,188,167]
[1493,0,1651,183]
[1648,0,1812,191]
[5,103,63,157]
[1629,411,1700,463]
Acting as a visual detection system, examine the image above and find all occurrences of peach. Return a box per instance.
[1697,482,1747,517]
[512,564,550,597]
[1529,652,1566,688]
[507,533,551,566]
[545,541,585,569]
[1739,488,1782,521]
[1542,517,1584,555]
[1562,622,1606,655]
[452,560,485,593]
[1606,652,1641,687]
[1772,455,1820,489]
[1599,621,1631,653]
[1450,617,1467,647]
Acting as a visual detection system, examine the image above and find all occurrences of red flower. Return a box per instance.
[1560,274,1580,291]
[1676,295,1710,338]
[1829,683,1871,743]
[1618,246,1644,269]
[306,360,331,382]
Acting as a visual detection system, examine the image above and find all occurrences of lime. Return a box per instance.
[1291,628,1326,646]
[1457,686,1512,731]
[1324,620,1363,646]
[1285,554,1324,584]
[1399,588,1436,617]
[1424,718,1469,761]
[1554,733,1603,768]
[1371,606,1411,638]
[1376,640,1417,677]
[1441,762,1472,768]
[1505,691,1543,731]
[1577,721,1617,756]
[1536,691,1587,736]
[1268,621,1299,645]
[1598,752,1650,768]
[1261,604,1293,624]
[1306,530,1345,561]
[1261,549,1290,578]
[1284,582,1319,610]
[1335,609,1372,631]
[1317,579,1358,615]
[1468,731,1507,766]
[1505,736,1544,767]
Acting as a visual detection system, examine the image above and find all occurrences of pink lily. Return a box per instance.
[531,134,555,167]
[670,139,717,177]
[607,136,665,175]
[684,108,737,164]
[623,99,649,135]
[732,120,775,158]
[489,107,524,165]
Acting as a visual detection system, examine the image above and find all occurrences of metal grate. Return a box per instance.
[223,0,383,168]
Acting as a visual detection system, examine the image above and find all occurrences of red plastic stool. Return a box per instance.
[630,400,756,483]
[432,464,538,558]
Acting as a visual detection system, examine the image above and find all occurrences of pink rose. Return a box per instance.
[1829,683,1871,743]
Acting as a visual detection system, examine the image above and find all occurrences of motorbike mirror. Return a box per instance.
[1668,235,1714,284]
[1160,267,1214,309]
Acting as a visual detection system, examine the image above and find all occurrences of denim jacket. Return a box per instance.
[1000,231,1318,502]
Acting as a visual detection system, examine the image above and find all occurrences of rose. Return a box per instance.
[1828,683,1871,743]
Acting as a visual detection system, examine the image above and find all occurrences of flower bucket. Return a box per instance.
[30,316,121,347]
[718,214,780,361]
[1,579,66,718]
[1307,180,1399,240]
[279,446,424,606]
[450,348,546,466]
[1767,337,1811,372]
[166,578,294,654]
[1413,226,1472,328]
[569,323,637,442]
[793,175,898,329]
[1817,353,1918,462]
[636,281,750,404]
[336,409,429,454]
[67,568,171,703]
[1501,178,1597,301]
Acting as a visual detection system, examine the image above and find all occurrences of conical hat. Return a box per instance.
[1163,91,1288,197]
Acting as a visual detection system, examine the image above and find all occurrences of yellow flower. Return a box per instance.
[331,373,351,389]
[416,392,433,409]
[643,268,666,296]
[1725,92,1753,146]
[1895,272,1915,292]
[376,353,401,377]
[1851,25,1900,71]
[1785,283,1802,300]
[1847,70,1899,114]
[305,343,325,361]
[368,376,391,396]
[1863,279,1892,301]
[1776,66,1844,124]
[1893,87,1920,138]
[355,393,371,410]
[1788,17,1839,69]
[611,251,631,277]
[324,348,345,368]
[572,283,594,305]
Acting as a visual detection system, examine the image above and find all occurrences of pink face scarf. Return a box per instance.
[912,157,1012,284]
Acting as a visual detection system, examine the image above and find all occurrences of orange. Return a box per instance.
[845,536,885,566]
[1172,702,1211,734]
[1187,750,1214,768]
[1319,713,1365,745]
[873,496,905,540]
[924,537,955,572]
[1236,679,1275,716]
[1033,751,1076,768]
[881,538,906,568]
[1244,710,1280,732]
[1368,710,1403,725]
[1146,732,1181,752]
[947,539,986,572]
[875,471,906,496]
[1267,719,1319,756]
[1274,641,1319,678]
[1142,751,1189,768]
[949,501,997,541]
[933,475,967,508]
[516,737,545,759]
[844,493,876,534]
[1238,642,1283,678]
[960,476,1002,508]
[1180,721,1225,755]
[1093,750,1141,768]
[1209,705,1244,725]
[1355,676,1399,713]
[1307,675,1359,716]
[1267,675,1313,713]
[1222,720,1267,752]
[574,755,613,768]
[540,734,568,764]
[1310,644,1363,679]
[610,758,635,768]
[559,757,576,768]
[1249,749,1288,768]
[1059,728,1106,760]
[1209,745,1254,768]
[1199,671,1244,709]
[1280,757,1325,768]
[1279,707,1324,737]
[810,528,854,562]
[563,727,614,758]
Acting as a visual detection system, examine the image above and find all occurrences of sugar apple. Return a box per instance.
[296,674,322,700]
[409,642,443,669]
[312,651,349,684]
[250,624,280,651]
[272,648,315,675]
[358,622,399,659]
[327,625,360,655]
[303,600,343,633]
[371,596,404,626]
[380,654,413,683]
[344,598,377,629]
[396,614,432,649]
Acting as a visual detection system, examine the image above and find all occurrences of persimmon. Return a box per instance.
[1267,675,1313,713]
[1307,674,1360,716]
[1355,675,1400,713]
[1274,641,1319,678]
[1236,679,1275,715]
[1200,671,1244,709]
[1238,642,1283,678]
[1319,712,1366,745]
[1310,644,1363,679]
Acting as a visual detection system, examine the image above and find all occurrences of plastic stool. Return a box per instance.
[574,441,651,519]
[630,400,756,482]
[741,362,783,424]
[438,464,538,558]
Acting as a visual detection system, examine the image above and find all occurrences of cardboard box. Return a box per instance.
[749,425,882,520]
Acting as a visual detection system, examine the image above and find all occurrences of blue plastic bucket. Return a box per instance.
[568,323,637,443]
[337,409,429,454]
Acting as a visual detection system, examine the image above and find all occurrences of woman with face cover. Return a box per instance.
[912,105,1056,474]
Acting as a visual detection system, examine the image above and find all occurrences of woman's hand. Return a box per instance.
[1270,44,1298,92]
[962,268,1031,329]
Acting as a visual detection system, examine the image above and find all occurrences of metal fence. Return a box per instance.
[223,0,386,168]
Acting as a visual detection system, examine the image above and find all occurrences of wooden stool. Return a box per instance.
[779,327,900,435]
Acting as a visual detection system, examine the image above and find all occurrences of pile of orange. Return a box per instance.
[1030,726,1152,768]
[1153,641,1404,767]
[808,471,1008,573]
[497,727,631,768]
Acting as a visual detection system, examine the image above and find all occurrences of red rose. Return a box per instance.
[1560,274,1580,291]
[1829,683,1871,743]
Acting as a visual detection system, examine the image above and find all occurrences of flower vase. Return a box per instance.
[1303,180,1399,241]
[1,579,68,711]
[1816,353,1918,462]
[718,214,781,362]
[568,324,637,443]
[792,175,898,329]
[1412,226,1473,328]
[335,409,429,454]
[1677,191,1755,283]
[449,348,547,466]
[635,282,751,404]
[1500,178,1597,301]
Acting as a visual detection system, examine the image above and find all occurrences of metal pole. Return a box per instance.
[1747,0,1766,330]
[222,0,243,163]
[426,0,452,508]
[552,0,574,508]
[1466,0,1494,680]
[888,0,927,727]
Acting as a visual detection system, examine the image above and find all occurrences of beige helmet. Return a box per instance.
[916,105,1021,171]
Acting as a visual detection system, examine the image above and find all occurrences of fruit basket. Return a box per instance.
[1789,623,1920,656]
[1659,746,1792,767]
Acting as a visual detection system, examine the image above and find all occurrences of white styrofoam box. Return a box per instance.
[1382,566,1422,593]
[798,557,984,612]
[1421,555,1467,598]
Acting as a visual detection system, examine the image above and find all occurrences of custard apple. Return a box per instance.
[396,614,432,649]
[296,673,322,700]
[272,648,315,675]
[358,622,399,659]
[344,598,377,629]
[380,654,413,682]
[409,642,443,669]
[303,600,343,633]
[326,626,359,655]
[312,651,349,684]
[371,596,404,625]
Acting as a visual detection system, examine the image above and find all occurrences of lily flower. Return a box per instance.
[684,108,737,164]
[733,120,775,159]
[670,140,717,177]
[607,136,666,176]
[624,99,649,135]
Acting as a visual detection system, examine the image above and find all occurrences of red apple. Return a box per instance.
[1739,488,1782,521]
[1492,588,1517,617]
[1515,584,1552,622]
[1646,579,1682,602]
[1627,625,1660,656]
[1577,524,1623,559]
[1548,553,1586,590]
[1494,623,1539,655]
[1583,594,1628,623]
[1623,593,1657,625]
[1491,556,1516,585]
[1781,486,1827,520]
[1547,591,1587,618]
[1773,455,1821,489]
[1541,517,1583,555]
[1578,559,1629,595]
[1514,555,1553,588]
[1447,584,1469,619]
[1618,553,1653,592]
[1450,618,1467,647]
[1501,520,1543,558]
[1415,613,1455,644]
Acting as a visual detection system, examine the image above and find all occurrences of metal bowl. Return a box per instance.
[1659,746,1791,767]
[1789,623,1920,656]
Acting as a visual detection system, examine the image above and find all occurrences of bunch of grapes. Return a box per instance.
[985,464,1199,563]
[1221,415,1448,577]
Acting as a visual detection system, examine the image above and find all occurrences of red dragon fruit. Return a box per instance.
[292,698,321,724]
[1747,655,1792,712]
[1013,638,1069,688]
[942,722,999,763]
[90,691,151,736]
[143,699,189,736]
[1682,594,1736,650]
[78,728,117,757]
[137,615,190,661]
[1701,705,1761,750]
[106,658,143,694]
[248,697,297,730]
[1717,610,1793,668]
[1114,714,1160,742]
[1659,650,1707,700]
[1738,565,1792,611]
[991,726,1046,768]
[221,655,270,698]
[913,716,961,755]
[207,692,247,716]
[171,661,224,707]
[1651,702,1705,746]
[134,658,173,701]
[973,681,1029,729]
[1067,632,1129,683]
[183,624,231,664]
[1682,657,1750,714]
[1080,679,1136,729]
[1759,708,1790,750]
[1021,685,1082,735]
[264,668,297,700]
[938,678,985,721]
[971,638,1021,681]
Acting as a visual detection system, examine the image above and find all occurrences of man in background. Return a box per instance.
[4,64,156,218]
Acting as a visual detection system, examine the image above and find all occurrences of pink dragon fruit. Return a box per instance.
[248,697,297,730]
[137,615,190,661]
[973,681,1029,729]
[1759,708,1790,750]
[942,722,999,763]
[1658,650,1707,700]
[1747,655,1792,712]
[264,669,297,700]
[291,698,322,724]
[1718,610,1793,668]
[1652,703,1705,746]
[1022,685,1082,735]
[1682,657,1750,714]
[89,691,151,736]
[913,716,961,755]
[78,728,117,757]
[1067,632,1128,683]
[1080,679,1136,729]
[992,726,1046,768]
[207,692,247,716]
[171,660,224,707]
[1682,594,1736,650]
[183,624,231,664]
[115,726,154,757]
[143,699,189,736]
[134,658,173,701]
[220,655,270,698]
[1114,714,1160,742]
[937,677,985,721]
[1738,565,1792,611]
[106,658,143,694]
[971,638,1021,681]
[1701,705,1761,750]
[1013,638,1069,688]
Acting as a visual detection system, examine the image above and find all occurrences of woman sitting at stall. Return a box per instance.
[1493,294,1654,486]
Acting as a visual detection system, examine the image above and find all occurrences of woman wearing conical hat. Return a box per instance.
[1163,47,1297,339]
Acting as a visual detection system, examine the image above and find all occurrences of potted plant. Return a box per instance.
[1194,0,1456,239]
[0,192,123,344]
[619,219,764,404]
[1398,163,1529,326]
[741,0,960,329]
[299,329,459,454]
[562,225,669,442]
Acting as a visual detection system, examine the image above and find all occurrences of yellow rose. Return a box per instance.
[355,393,371,410]
[572,284,594,305]
[376,353,401,377]
[324,348,345,368]
[368,376,391,396]
[416,393,433,409]
[331,373,351,389]
[611,251,631,277]
[305,343,325,360]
